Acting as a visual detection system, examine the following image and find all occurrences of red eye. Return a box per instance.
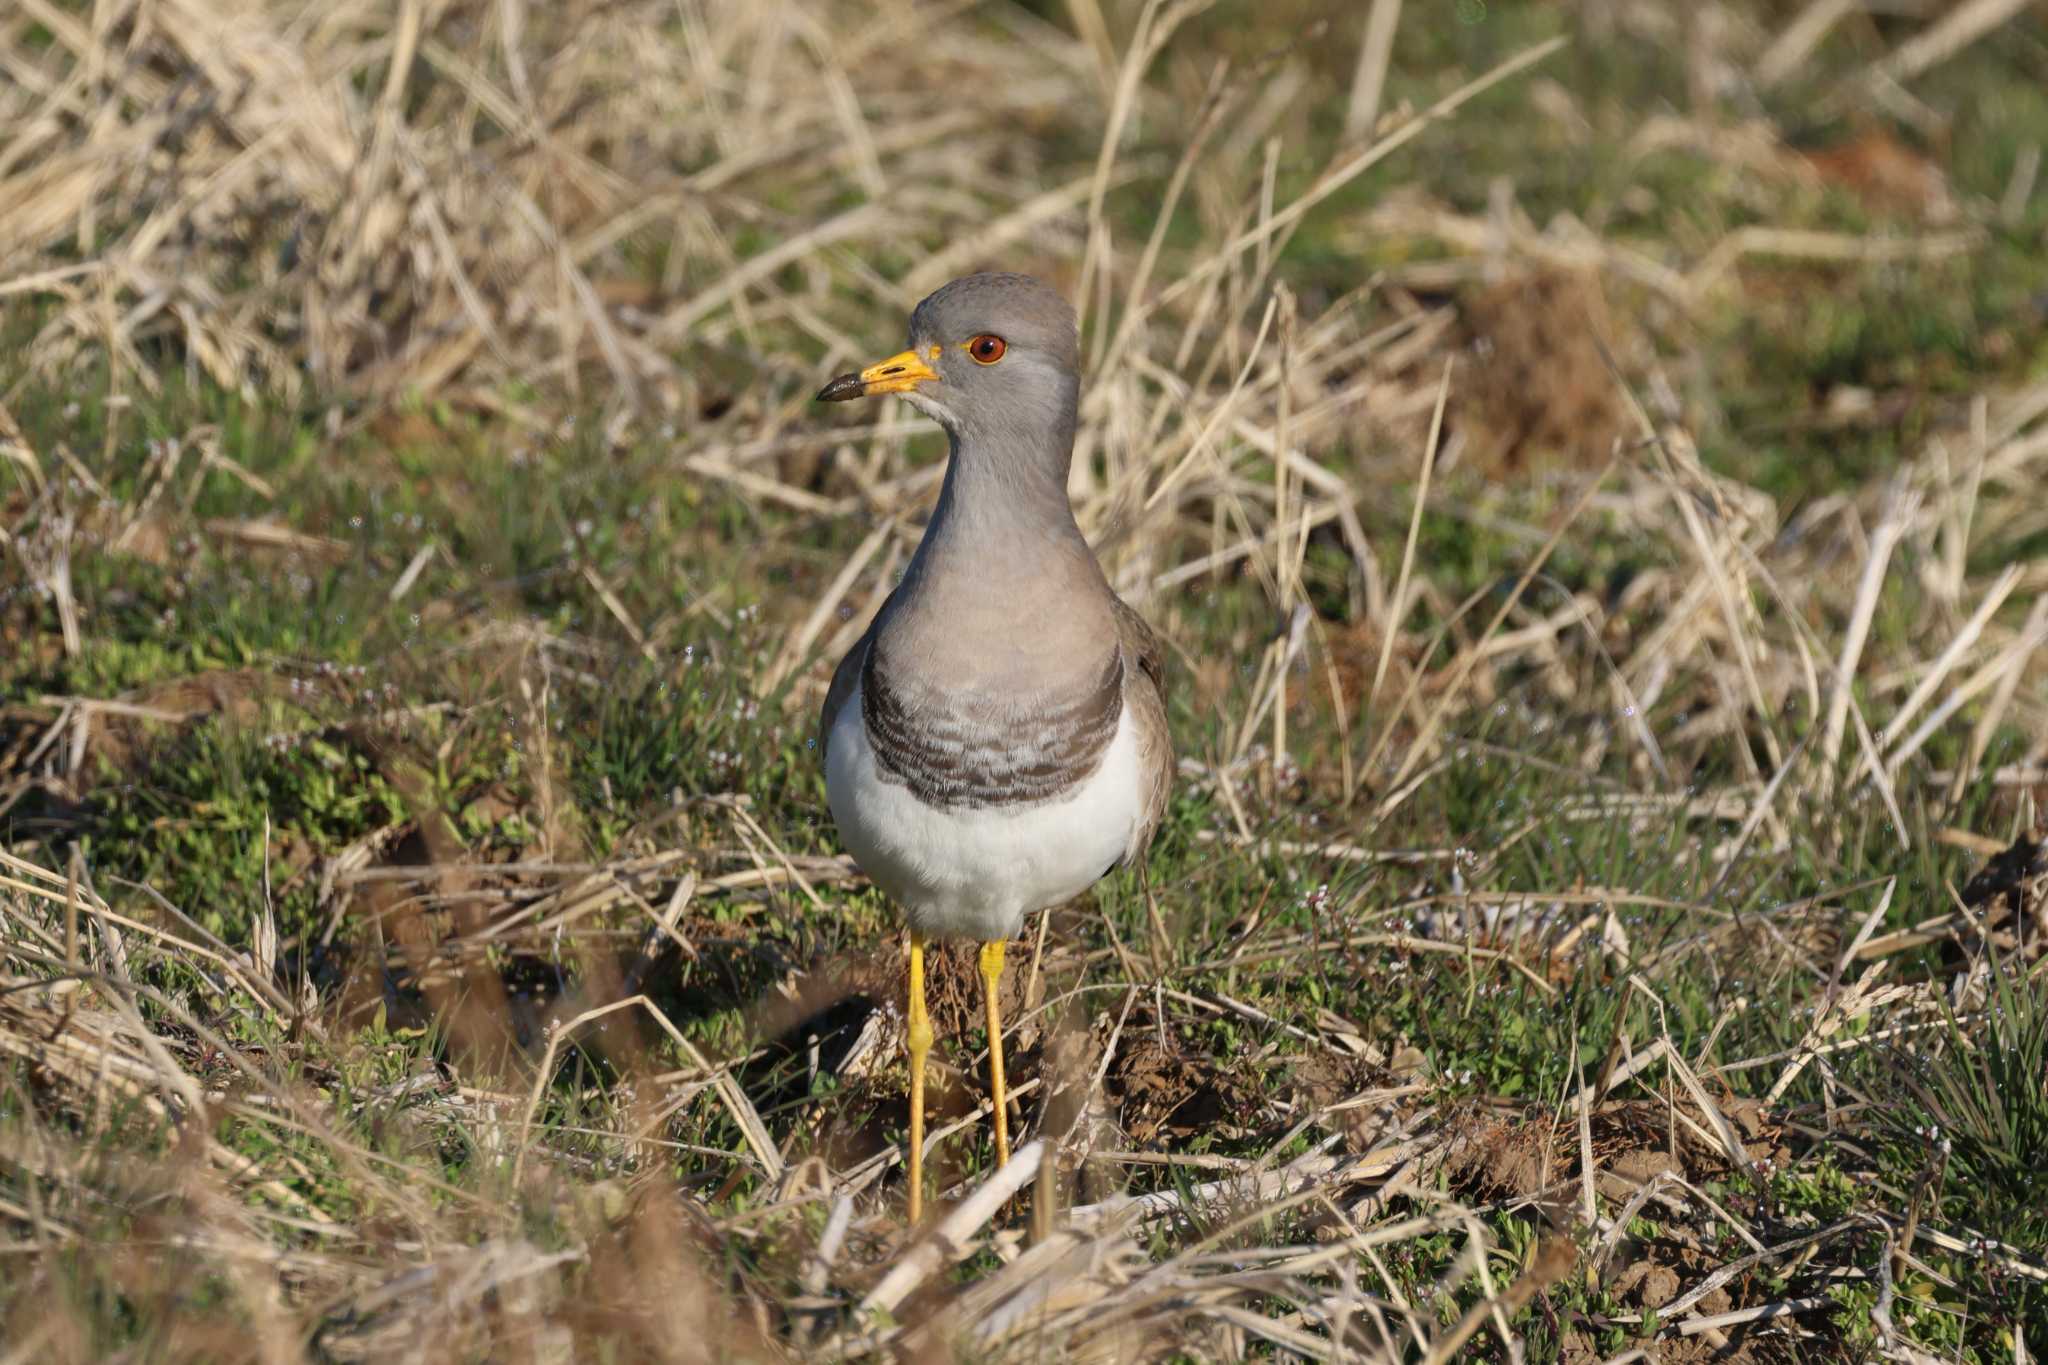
[967,334,1006,364]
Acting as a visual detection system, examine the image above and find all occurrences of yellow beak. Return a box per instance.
[816,348,939,402]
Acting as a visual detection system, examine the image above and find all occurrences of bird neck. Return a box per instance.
[879,419,1116,689]
[922,417,1088,571]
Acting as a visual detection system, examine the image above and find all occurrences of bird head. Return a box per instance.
[817,273,1080,458]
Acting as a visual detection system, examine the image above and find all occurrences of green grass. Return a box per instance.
[9,359,2044,1357]
[6,0,2048,1360]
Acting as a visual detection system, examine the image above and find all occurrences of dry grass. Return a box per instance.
[4,0,2048,1360]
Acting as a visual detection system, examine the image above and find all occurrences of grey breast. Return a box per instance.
[860,643,1124,810]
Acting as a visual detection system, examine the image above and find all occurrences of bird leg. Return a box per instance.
[979,939,1010,1169]
[906,931,932,1223]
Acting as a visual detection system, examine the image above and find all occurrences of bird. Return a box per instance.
[815,272,1172,1222]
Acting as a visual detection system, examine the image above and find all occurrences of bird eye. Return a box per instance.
[966,334,1007,364]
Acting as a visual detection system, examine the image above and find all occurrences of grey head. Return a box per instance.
[817,273,1081,491]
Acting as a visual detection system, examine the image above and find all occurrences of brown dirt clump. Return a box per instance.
[1290,1050,1413,1154]
[1109,1026,1260,1147]
[1441,1104,1558,1201]
[1441,1093,1788,1207]
[1610,1255,1682,1311]
[756,930,1053,1120]
[1794,125,1955,221]
[828,935,1035,1046]
[88,669,289,772]
[1459,268,1627,478]
[1301,615,1472,718]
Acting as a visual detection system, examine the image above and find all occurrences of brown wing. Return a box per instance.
[819,597,889,763]
[1113,595,1173,865]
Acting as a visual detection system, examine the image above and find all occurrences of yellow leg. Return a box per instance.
[906,931,932,1223]
[980,940,1010,1169]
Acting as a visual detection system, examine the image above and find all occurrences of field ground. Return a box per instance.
[4,0,2048,1360]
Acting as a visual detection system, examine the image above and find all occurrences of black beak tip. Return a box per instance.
[816,373,865,403]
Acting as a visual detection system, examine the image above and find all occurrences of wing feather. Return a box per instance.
[819,596,890,761]
[1113,596,1173,864]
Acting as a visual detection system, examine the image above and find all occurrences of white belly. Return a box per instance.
[825,680,1143,942]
